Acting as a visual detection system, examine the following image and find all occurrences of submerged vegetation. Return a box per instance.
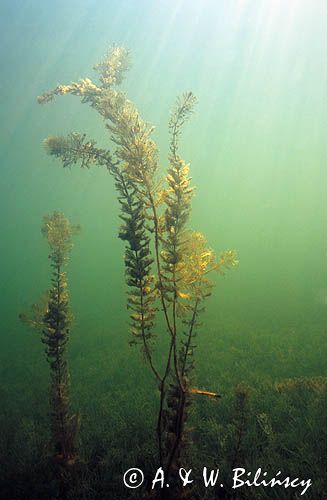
[0,46,325,500]
[37,46,238,496]
[19,212,80,494]
[2,322,326,499]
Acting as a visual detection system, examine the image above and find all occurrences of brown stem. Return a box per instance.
[139,273,162,383]
[164,387,186,484]
[146,187,174,338]
[181,299,199,377]
[172,287,184,392]
[156,338,174,466]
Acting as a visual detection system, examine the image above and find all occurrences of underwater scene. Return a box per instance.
[0,1,326,499]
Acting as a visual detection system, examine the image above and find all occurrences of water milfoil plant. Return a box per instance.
[20,211,80,468]
[38,47,238,496]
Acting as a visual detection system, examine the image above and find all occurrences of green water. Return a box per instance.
[0,1,326,499]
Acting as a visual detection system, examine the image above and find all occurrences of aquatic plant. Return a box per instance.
[275,376,327,393]
[38,46,238,495]
[20,211,80,468]
[230,384,250,471]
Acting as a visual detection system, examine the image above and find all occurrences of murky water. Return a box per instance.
[0,1,326,498]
